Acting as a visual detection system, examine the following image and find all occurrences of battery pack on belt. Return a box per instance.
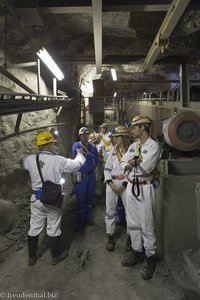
[32,189,42,199]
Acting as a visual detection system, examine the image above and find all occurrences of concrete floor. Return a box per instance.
[0,197,198,300]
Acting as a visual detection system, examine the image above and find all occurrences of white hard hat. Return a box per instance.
[131,115,151,126]
[112,125,130,136]
[78,127,90,135]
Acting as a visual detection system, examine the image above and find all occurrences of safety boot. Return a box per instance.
[28,235,39,266]
[142,255,156,280]
[106,234,115,251]
[124,235,132,252]
[121,249,144,267]
[49,236,68,265]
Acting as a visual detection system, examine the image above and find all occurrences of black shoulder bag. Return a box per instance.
[36,154,63,207]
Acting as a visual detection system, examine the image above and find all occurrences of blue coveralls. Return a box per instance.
[72,141,99,228]
[116,196,126,225]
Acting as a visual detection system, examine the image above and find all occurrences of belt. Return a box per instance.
[112,174,126,180]
[128,179,151,185]
[82,170,94,177]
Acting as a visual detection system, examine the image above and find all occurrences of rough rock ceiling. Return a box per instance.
[0,0,200,94]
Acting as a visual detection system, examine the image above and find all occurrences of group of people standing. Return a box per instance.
[22,114,160,280]
[100,116,160,280]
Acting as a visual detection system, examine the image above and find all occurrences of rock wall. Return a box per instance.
[0,67,79,203]
[0,66,82,239]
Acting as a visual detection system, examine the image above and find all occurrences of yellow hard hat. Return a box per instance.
[78,127,90,135]
[131,115,151,126]
[35,131,57,146]
[112,125,130,136]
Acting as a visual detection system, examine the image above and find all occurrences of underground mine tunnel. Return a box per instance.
[0,1,200,299]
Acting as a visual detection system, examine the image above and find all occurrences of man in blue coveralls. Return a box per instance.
[72,127,99,231]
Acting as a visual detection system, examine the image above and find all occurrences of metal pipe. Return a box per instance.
[37,58,41,94]
[53,77,57,96]
[0,122,66,142]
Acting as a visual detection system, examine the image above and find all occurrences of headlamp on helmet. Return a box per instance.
[124,120,132,128]
[50,128,59,142]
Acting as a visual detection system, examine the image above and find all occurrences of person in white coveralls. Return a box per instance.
[22,131,85,266]
[104,125,131,252]
[120,116,160,280]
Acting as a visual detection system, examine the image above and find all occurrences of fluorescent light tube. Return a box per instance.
[36,47,64,80]
[111,68,117,81]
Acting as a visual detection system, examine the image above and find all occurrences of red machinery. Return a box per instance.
[161,112,200,152]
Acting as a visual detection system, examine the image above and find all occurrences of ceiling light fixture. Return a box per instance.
[36,47,64,80]
[111,68,117,81]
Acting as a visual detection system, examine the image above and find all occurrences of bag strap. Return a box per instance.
[114,146,123,161]
[36,154,44,184]
[131,157,140,198]
[80,142,90,153]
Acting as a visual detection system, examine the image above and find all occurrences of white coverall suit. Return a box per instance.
[104,147,128,235]
[23,151,85,237]
[120,138,160,256]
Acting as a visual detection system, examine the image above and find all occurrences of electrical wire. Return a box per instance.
[4,3,8,69]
